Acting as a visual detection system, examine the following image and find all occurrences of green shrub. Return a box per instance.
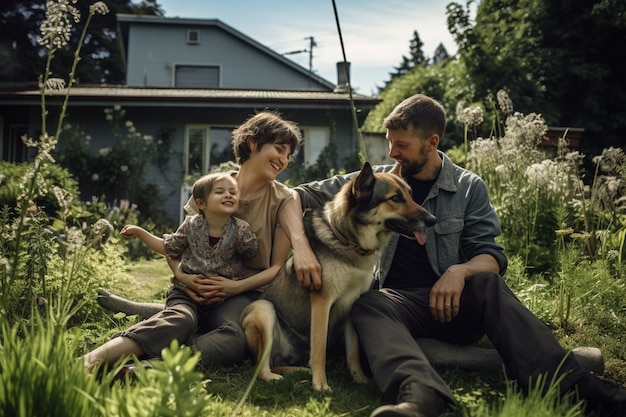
[0,161,79,220]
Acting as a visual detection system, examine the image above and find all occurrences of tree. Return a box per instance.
[447,0,626,154]
[432,43,450,65]
[383,30,427,89]
[0,0,163,84]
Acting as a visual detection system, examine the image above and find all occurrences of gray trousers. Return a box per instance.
[116,288,259,367]
[350,272,588,405]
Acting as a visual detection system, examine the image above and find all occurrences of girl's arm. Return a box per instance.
[120,225,166,256]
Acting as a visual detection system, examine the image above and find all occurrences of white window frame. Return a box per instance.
[300,126,330,166]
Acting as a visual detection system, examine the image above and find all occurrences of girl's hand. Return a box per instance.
[120,225,140,238]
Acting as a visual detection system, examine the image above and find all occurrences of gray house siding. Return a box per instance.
[122,16,331,91]
[39,99,366,227]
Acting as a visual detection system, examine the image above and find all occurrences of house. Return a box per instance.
[0,14,380,226]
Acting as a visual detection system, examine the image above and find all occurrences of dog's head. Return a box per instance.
[346,161,437,245]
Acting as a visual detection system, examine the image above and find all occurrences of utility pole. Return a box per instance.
[282,36,317,72]
[305,36,317,72]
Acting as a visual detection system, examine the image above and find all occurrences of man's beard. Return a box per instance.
[400,156,428,178]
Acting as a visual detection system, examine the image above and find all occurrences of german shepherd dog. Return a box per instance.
[240,162,437,391]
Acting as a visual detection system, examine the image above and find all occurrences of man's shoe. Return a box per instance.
[576,374,626,417]
[370,382,446,417]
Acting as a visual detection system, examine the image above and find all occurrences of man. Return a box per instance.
[294,94,626,417]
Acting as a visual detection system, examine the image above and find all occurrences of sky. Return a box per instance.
[155,0,459,96]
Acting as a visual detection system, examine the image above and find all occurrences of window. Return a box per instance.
[301,127,330,166]
[184,125,235,177]
[187,29,200,44]
[6,124,28,163]
[174,65,219,88]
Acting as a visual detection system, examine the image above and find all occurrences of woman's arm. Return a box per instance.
[279,193,322,290]
[174,227,292,303]
[120,225,166,256]
[225,226,291,294]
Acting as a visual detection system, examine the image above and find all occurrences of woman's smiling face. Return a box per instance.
[252,141,293,180]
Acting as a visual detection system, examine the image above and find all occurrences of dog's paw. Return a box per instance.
[312,380,332,391]
[351,370,369,384]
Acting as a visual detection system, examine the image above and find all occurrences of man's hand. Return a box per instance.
[429,265,466,323]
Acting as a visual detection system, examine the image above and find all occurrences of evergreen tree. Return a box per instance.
[382,30,427,90]
[432,42,450,65]
[408,30,426,66]
[0,0,163,84]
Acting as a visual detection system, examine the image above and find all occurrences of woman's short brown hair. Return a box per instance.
[232,111,303,164]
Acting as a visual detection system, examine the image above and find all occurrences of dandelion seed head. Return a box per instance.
[92,218,114,238]
[456,103,484,127]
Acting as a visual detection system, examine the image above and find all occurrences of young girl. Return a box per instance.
[84,172,257,371]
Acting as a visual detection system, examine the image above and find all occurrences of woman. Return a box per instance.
[97,111,321,368]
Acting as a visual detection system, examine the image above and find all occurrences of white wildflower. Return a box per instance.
[99,147,111,156]
[120,165,128,172]
[38,0,81,50]
[91,173,99,181]
[43,77,66,90]
[89,1,109,15]
[496,89,514,115]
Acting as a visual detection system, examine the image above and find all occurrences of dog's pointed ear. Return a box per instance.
[352,162,375,204]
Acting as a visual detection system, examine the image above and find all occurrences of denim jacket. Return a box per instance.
[295,151,508,287]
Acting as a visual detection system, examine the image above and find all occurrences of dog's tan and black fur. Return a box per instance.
[240,162,436,391]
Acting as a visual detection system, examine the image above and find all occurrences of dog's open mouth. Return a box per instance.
[385,220,428,245]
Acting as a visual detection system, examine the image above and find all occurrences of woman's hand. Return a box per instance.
[172,267,225,305]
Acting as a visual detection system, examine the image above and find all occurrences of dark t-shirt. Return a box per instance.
[383,177,439,289]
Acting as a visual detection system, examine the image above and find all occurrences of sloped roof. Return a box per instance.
[0,86,380,109]
[116,14,336,91]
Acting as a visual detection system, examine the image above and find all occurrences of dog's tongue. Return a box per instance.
[414,230,427,245]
